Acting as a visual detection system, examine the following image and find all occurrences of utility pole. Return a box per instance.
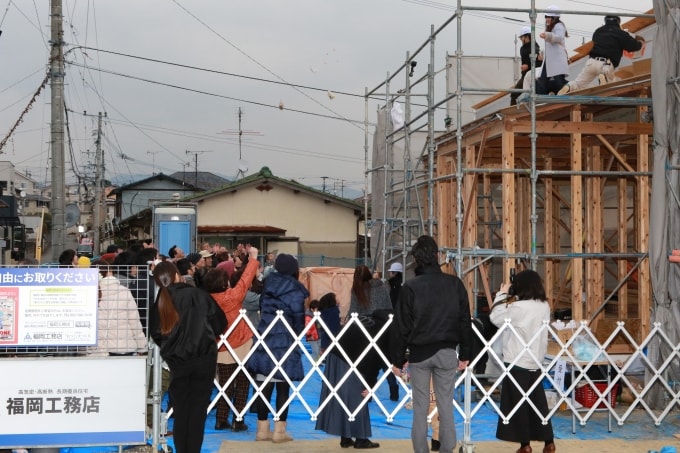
[185,150,211,188]
[93,112,103,257]
[321,176,328,193]
[50,0,65,262]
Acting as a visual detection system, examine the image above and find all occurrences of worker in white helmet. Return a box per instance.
[511,25,543,105]
[536,5,569,95]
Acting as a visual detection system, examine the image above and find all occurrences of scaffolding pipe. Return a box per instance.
[455,0,464,279]
[399,54,411,275]
[363,86,370,265]
[428,25,436,236]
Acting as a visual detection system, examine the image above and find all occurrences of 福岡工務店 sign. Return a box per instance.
[0,267,99,346]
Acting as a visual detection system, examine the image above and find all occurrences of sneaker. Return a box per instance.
[557,84,571,95]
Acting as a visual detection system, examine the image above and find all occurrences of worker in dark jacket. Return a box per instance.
[558,14,644,94]
[390,235,473,453]
[511,25,543,105]
[149,261,227,453]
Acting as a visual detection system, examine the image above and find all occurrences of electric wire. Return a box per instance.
[65,60,367,125]
[0,0,11,28]
[170,0,364,131]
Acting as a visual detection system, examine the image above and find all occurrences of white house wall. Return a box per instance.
[196,184,359,243]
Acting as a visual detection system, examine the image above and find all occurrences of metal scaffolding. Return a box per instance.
[364,2,655,320]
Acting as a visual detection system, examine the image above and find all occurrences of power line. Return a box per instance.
[170,0,363,131]
[69,46,367,100]
[64,60,368,125]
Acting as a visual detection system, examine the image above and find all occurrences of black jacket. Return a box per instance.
[390,264,473,367]
[149,282,227,371]
[520,41,541,76]
[590,24,642,67]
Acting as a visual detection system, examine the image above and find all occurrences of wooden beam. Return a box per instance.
[586,144,604,324]
[513,121,653,136]
[544,157,556,310]
[636,103,651,339]
[595,134,636,172]
[502,125,516,281]
[571,107,584,321]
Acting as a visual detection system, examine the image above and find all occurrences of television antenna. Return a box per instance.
[220,107,261,179]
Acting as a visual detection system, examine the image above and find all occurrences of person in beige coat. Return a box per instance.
[91,267,147,356]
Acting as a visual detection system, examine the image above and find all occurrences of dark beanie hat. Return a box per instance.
[275,253,299,276]
[187,252,202,265]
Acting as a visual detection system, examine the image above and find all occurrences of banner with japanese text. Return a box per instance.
[0,267,98,346]
[0,356,146,447]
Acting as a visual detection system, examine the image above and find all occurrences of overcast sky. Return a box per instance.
[0,0,653,196]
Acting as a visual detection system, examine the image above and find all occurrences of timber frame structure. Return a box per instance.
[434,77,652,341]
[364,4,656,341]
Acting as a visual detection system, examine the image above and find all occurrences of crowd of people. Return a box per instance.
[44,234,557,453]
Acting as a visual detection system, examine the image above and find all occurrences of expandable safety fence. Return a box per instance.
[2,264,678,453]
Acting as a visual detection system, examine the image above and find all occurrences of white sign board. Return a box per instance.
[0,356,147,448]
[0,268,98,346]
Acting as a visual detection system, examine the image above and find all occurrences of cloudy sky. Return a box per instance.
[0,0,653,196]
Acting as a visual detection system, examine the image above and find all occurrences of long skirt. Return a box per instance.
[315,353,372,439]
[496,366,554,443]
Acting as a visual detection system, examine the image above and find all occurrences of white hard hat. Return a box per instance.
[545,5,561,18]
[388,262,403,273]
[519,25,531,36]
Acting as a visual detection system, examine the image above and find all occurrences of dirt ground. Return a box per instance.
[219,437,680,452]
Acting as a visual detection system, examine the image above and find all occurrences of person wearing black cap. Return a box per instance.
[247,253,309,443]
[558,14,644,95]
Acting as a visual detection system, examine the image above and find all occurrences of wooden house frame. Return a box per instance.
[432,76,652,339]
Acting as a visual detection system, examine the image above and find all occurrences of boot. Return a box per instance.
[389,383,399,401]
[272,420,293,443]
[255,420,272,441]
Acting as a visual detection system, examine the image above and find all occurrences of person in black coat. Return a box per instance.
[558,14,644,94]
[390,235,473,453]
[149,261,227,453]
[247,254,309,443]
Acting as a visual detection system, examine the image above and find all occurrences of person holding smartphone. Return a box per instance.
[490,269,556,453]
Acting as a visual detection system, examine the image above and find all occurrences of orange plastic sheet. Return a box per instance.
[299,267,355,319]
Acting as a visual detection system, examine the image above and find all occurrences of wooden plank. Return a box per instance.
[437,155,455,248]
[595,134,636,172]
[502,125,516,282]
[513,121,653,136]
[571,107,584,321]
[636,103,651,339]
[544,158,555,310]
[463,146,478,306]
[586,144,604,324]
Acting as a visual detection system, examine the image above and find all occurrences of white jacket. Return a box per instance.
[543,22,569,77]
[91,276,147,355]
[490,293,550,370]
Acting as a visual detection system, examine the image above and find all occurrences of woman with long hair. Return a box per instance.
[537,5,569,95]
[490,269,556,453]
[149,261,227,453]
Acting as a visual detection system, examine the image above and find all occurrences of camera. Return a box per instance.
[508,268,516,296]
